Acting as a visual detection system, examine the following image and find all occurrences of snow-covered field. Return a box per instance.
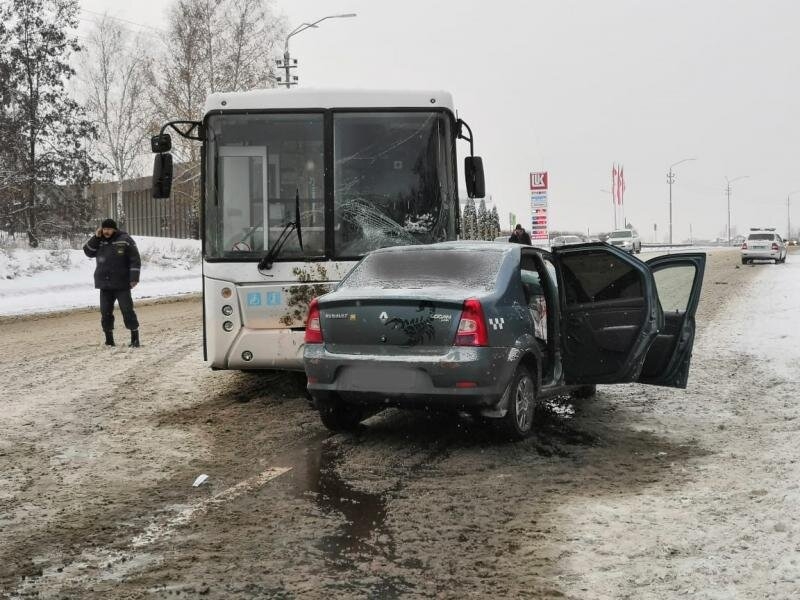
[0,235,201,316]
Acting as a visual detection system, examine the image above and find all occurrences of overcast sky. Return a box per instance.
[79,0,800,241]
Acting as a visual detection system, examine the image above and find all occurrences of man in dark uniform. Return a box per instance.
[83,218,141,347]
[509,224,532,245]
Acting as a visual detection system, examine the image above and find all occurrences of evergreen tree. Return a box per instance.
[490,205,501,239]
[1,0,100,246]
[477,198,488,240]
[461,198,477,239]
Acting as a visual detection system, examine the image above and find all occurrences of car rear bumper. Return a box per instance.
[741,250,781,260]
[304,345,516,409]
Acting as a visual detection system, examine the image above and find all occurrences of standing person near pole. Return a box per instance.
[83,218,141,347]
[508,224,532,245]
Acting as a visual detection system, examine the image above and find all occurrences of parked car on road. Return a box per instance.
[551,235,584,247]
[606,229,642,253]
[304,241,706,438]
[741,228,787,264]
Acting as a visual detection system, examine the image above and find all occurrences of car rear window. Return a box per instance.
[341,249,503,291]
[610,230,632,238]
[747,233,774,240]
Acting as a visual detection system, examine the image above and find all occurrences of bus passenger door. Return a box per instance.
[218,146,269,252]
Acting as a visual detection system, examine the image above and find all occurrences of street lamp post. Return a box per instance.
[725,175,749,246]
[667,158,696,246]
[279,13,357,89]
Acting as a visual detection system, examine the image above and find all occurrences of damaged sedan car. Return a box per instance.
[304,241,706,438]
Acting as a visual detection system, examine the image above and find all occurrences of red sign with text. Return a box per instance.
[530,171,548,191]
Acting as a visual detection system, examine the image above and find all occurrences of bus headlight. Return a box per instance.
[222,304,233,316]
[221,287,232,298]
[222,321,234,332]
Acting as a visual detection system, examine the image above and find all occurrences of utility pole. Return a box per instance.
[726,181,731,245]
[667,158,696,246]
[725,175,749,246]
[787,190,800,241]
[667,168,675,245]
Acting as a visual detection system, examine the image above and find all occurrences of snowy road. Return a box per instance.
[1,248,799,599]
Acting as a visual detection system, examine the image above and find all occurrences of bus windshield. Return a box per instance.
[204,111,457,260]
[332,112,456,257]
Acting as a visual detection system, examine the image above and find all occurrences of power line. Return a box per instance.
[79,8,166,34]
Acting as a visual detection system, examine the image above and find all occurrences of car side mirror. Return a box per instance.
[152,153,173,199]
[465,156,485,198]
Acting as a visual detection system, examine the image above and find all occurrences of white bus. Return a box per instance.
[151,88,484,371]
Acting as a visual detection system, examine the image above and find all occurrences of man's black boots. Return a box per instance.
[104,330,115,346]
[130,329,140,348]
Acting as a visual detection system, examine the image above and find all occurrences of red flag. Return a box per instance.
[619,166,625,206]
[612,164,618,204]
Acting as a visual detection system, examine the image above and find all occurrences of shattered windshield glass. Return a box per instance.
[332,112,457,258]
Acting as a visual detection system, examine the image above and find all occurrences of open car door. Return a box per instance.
[638,253,706,388]
[553,244,662,384]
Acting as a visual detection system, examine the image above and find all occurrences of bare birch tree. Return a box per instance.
[81,14,152,227]
[147,0,285,236]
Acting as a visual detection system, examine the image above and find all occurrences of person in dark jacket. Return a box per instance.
[509,224,532,245]
[83,218,141,347]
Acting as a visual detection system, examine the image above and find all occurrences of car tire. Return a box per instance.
[741,257,747,265]
[315,395,364,432]
[498,365,538,440]
[570,384,597,400]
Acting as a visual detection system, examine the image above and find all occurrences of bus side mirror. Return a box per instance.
[152,153,173,199]
[464,156,485,198]
[151,133,172,153]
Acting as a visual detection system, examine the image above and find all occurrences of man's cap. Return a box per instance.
[101,218,118,229]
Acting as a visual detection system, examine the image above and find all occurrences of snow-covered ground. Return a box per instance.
[0,235,201,316]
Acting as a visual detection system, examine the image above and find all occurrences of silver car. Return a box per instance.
[741,229,787,264]
[304,241,706,438]
[606,229,642,253]
[551,235,584,247]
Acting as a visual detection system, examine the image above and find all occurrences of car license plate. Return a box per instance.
[339,365,427,391]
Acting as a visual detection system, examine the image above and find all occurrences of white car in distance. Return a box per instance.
[606,229,642,254]
[741,228,787,264]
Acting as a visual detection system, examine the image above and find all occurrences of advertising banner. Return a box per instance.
[529,172,549,243]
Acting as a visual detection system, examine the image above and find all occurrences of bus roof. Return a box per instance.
[204,88,455,115]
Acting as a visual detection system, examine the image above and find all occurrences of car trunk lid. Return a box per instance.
[319,294,467,355]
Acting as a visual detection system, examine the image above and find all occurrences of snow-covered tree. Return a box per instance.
[490,205,501,239]
[477,198,488,240]
[1,0,101,246]
[461,198,476,239]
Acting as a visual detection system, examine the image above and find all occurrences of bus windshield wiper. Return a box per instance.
[258,190,304,270]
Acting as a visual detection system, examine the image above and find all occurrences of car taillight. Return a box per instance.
[771,243,779,251]
[741,242,748,250]
[455,298,488,347]
[304,298,323,344]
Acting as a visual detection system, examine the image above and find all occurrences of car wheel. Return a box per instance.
[741,257,747,265]
[570,384,597,399]
[315,394,364,432]
[498,365,537,440]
